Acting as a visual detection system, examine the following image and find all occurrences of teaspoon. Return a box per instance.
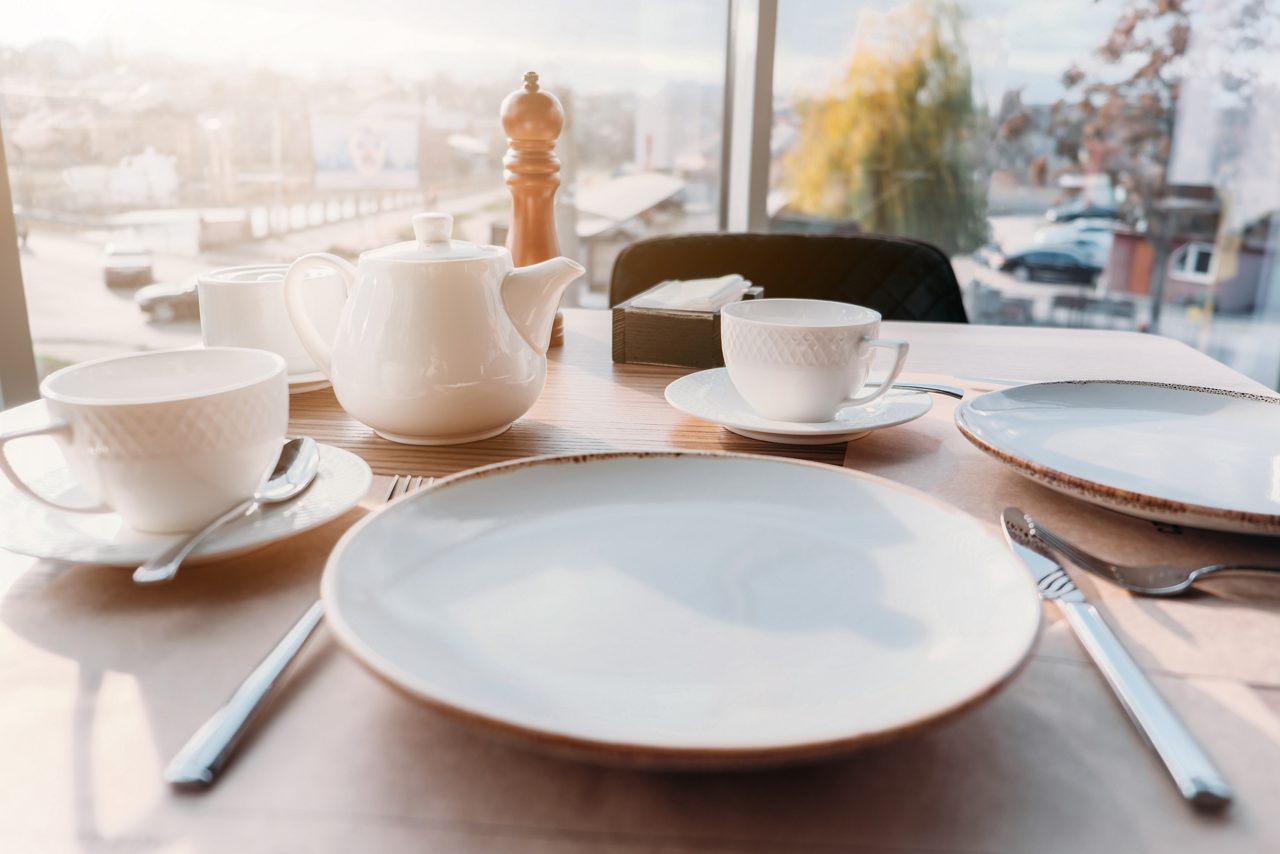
[133,437,320,585]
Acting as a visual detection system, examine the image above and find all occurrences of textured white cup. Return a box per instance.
[0,348,288,532]
[198,265,347,375]
[720,299,909,422]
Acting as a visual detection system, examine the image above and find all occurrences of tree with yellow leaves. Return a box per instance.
[783,0,987,256]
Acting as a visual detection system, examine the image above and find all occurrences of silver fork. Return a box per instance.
[165,474,433,788]
[1024,511,1280,597]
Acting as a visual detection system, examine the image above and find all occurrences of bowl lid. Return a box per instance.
[363,213,503,263]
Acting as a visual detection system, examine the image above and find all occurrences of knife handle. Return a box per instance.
[1060,601,1231,808]
[165,600,326,788]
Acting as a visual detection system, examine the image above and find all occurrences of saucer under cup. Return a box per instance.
[720,299,908,422]
[665,368,932,445]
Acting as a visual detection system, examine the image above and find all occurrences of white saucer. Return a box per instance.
[0,443,372,566]
[288,369,331,394]
[665,368,933,445]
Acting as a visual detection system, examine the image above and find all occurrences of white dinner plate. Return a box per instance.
[0,443,372,565]
[665,368,932,445]
[956,380,1280,534]
[322,452,1041,768]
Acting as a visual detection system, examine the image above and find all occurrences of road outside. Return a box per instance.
[952,214,1146,325]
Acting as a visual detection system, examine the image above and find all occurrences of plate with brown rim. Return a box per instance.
[321,452,1041,768]
[955,380,1280,535]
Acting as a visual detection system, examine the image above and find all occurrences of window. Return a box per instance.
[1,0,727,393]
[6,0,1280,399]
[1171,241,1216,283]
[771,0,1280,388]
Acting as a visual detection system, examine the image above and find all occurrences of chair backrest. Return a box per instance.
[610,232,968,323]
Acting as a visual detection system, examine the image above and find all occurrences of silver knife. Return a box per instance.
[1001,507,1232,809]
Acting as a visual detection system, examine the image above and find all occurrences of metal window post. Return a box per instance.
[0,119,39,408]
[720,0,777,233]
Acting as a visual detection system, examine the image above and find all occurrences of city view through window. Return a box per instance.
[5,0,1280,389]
[772,0,1280,389]
[3,0,728,375]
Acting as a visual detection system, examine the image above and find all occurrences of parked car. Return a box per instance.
[1044,201,1122,224]
[999,247,1102,284]
[1033,218,1115,266]
[103,242,154,290]
[972,241,1005,269]
[135,280,199,323]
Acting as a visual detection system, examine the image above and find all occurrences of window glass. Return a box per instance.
[774,0,1280,388]
[3,0,727,378]
[1193,247,1213,275]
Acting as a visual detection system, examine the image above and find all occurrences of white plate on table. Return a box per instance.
[956,380,1280,535]
[664,368,932,445]
[322,452,1041,768]
[0,443,371,566]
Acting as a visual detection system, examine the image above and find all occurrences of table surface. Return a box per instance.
[2,309,1279,854]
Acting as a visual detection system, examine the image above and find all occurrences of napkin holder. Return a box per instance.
[611,284,764,368]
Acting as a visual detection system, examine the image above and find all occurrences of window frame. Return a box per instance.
[0,119,39,408]
[721,0,777,232]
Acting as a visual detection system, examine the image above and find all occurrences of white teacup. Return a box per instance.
[0,348,288,533]
[198,265,347,376]
[720,299,909,422]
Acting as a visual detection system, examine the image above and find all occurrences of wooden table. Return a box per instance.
[2,309,1279,853]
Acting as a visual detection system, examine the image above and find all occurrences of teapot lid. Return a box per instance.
[363,213,501,263]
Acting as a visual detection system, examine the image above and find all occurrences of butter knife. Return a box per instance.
[1001,507,1232,809]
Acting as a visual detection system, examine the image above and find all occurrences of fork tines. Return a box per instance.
[384,474,432,502]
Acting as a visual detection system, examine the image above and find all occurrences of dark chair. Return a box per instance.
[609,233,968,323]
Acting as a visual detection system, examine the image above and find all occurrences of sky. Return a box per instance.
[3,0,1124,105]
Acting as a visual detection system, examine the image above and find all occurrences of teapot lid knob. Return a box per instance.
[412,212,452,246]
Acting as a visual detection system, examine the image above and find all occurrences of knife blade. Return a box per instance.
[1001,507,1232,809]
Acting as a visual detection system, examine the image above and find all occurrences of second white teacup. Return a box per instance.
[199,265,347,376]
[720,299,909,422]
[0,348,288,532]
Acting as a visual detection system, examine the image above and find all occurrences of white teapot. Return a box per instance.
[284,212,583,445]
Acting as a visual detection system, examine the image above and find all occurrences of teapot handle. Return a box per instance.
[283,253,357,378]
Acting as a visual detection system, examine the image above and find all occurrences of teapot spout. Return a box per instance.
[501,256,585,353]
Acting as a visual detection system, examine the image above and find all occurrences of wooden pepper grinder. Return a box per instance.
[501,70,566,348]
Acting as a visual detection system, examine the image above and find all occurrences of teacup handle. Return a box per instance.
[283,253,358,378]
[843,339,910,407]
[0,419,109,513]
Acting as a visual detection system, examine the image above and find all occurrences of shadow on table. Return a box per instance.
[0,510,361,848]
